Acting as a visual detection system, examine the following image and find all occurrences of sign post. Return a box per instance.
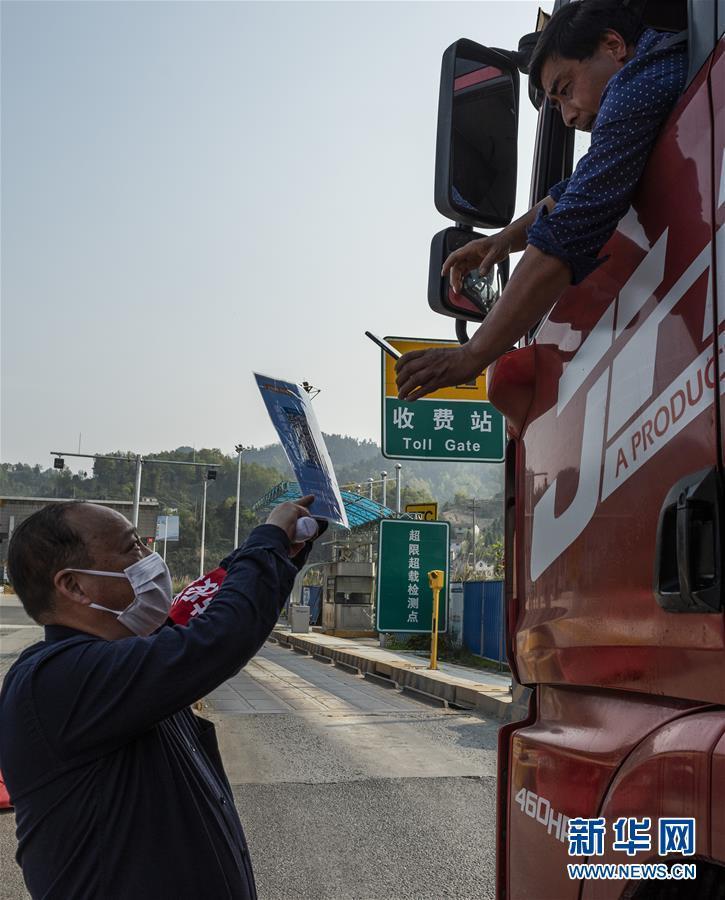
[376,520,449,633]
[427,569,445,670]
[155,514,180,562]
[380,337,504,463]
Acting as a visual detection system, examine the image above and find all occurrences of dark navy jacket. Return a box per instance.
[0,525,298,899]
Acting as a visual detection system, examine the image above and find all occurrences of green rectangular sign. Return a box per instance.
[379,337,505,463]
[383,397,504,462]
[376,520,449,633]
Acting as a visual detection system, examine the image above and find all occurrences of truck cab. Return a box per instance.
[428,1,725,896]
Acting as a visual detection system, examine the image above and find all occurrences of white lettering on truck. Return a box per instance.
[514,788,570,843]
[530,224,722,582]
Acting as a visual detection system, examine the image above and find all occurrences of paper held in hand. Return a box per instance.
[254,373,349,529]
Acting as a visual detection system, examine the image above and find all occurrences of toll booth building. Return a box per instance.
[0,496,160,568]
[321,560,377,633]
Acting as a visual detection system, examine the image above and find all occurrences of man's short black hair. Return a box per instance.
[7,501,91,623]
[529,0,645,93]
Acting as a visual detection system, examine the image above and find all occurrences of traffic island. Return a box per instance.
[270,626,527,721]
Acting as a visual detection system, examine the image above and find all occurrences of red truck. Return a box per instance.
[428,0,725,896]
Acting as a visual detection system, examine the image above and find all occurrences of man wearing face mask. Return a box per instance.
[0,497,320,900]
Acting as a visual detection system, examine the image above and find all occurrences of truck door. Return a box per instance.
[517,20,723,702]
[499,15,724,900]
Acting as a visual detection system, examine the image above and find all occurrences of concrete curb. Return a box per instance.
[270,627,525,721]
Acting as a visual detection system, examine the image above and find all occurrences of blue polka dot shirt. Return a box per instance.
[527,28,688,284]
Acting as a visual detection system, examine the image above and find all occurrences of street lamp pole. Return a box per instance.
[234,443,245,548]
[50,450,220,547]
[381,471,388,508]
[394,463,402,514]
[200,478,208,578]
[131,455,143,527]
[199,468,217,577]
[368,478,374,500]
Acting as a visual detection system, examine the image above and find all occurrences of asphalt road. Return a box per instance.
[0,619,499,900]
[0,607,35,628]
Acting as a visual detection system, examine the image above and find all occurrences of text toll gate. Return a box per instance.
[380,337,505,462]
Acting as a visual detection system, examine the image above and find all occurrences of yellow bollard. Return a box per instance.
[427,570,445,670]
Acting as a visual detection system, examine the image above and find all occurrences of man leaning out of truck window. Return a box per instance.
[395,0,688,402]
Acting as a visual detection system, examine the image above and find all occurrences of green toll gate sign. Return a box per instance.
[380,337,505,463]
[376,520,449,633]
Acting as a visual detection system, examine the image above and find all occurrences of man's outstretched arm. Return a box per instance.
[32,500,317,757]
[442,196,556,292]
[397,245,570,401]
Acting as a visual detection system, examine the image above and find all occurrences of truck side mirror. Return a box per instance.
[428,226,509,324]
[434,39,520,229]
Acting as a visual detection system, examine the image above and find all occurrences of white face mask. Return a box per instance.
[68,552,173,636]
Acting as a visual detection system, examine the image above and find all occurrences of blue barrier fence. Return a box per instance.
[462,580,505,663]
[301,585,323,625]
[297,581,504,660]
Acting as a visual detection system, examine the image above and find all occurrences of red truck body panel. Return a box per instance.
[488,35,725,899]
[580,711,725,898]
[711,731,725,863]
[504,688,704,899]
[494,52,722,701]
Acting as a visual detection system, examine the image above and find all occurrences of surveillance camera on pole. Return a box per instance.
[199,470,215,576]
[50,450,220,534]
[233,444,248,549]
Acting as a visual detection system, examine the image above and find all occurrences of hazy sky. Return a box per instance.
[2,0,553,469]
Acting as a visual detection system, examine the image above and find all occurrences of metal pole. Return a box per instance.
[368,478,374,500]
[234,445,243,548]
[430,587,440,670]
[51,450,219,469]
[428,570,444,670]
[132,455,143,527]
[394,464,402,514]
[381,471,388,508]
[471,497,477,578]
[200,478,208,577]
[480,581,485,660]
[163,518,168,562]
[498,584,505,672]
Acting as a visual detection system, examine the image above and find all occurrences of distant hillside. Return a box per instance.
[1,435,502,577]
[245,433,503,504]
